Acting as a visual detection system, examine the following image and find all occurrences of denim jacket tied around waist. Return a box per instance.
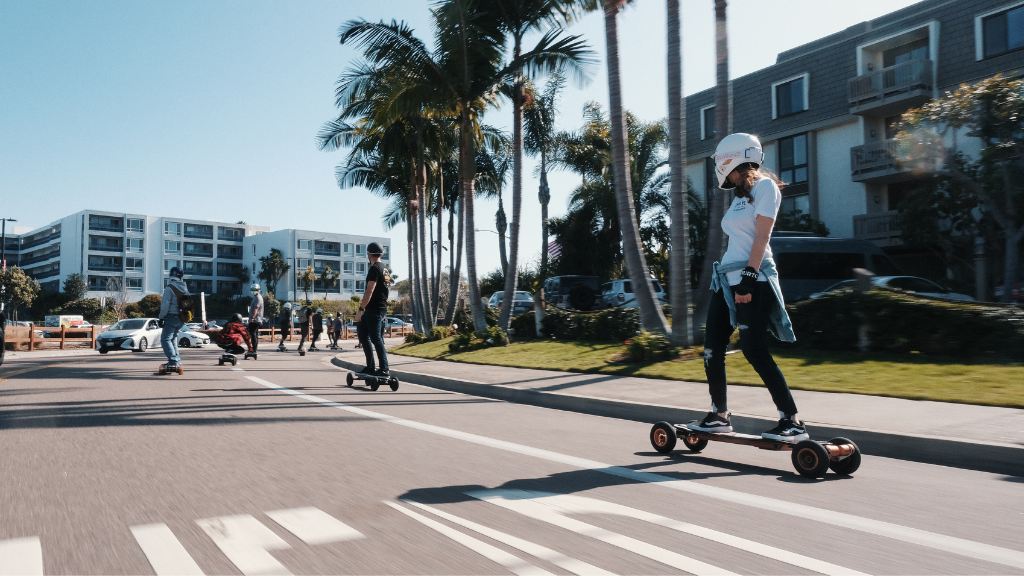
[710,257,796,343]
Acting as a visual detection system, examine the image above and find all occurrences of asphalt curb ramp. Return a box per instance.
[331,355,1023,477]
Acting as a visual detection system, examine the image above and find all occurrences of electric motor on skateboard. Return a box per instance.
[345,371,399,392]
[649,421,861,479]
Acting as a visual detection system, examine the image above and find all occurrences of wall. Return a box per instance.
[815,121,867,238]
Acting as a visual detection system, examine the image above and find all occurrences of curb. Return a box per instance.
[332,356,1024,477]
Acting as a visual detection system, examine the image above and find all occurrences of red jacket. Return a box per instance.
[217,322,252,351]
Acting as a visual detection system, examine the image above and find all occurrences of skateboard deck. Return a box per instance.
[218,354,238,366]
[157,364,184,375]
[345,371,399,391]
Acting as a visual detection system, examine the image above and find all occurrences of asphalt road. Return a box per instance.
[1,346,1022,575]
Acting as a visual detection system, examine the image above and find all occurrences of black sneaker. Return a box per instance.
[375,368,390,378]
[356,365,376,377]
[686,412,733,434]
[762,418,809,443]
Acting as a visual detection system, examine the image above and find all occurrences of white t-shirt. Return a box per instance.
[720,177,781,286]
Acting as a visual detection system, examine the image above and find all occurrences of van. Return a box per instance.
[770,235,902,302]
[44,315,84,328]
[600,279,667,309]
[542,275,600,311]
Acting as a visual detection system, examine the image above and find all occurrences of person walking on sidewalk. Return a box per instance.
[158,267,190,372]
[277,302,293,351]
[248,283,264,352]
[310,308,323,351]
[296,300,313,352]
[687,133,805,443]
[356,242,391,377]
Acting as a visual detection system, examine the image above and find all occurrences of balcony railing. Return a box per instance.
[89,222,123,232]
[217,250,243,260]
[853,210,901,241]
[88,264,122,272]
[851,139,904,175]
[314,248,341,257]
[184,231,214,239]
[218,233,244,242]
[848,59,933,114]
[185,270,214,277]
[20,232,61,250]
[18,251,60,266]
[183,250,213,258]
[31,269,61,279]
[89,244,124,253]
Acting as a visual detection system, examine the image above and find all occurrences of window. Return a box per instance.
[700,105,716,140]
[165,222,181,236]
[297,259,310,269]
[127,238,144,253]
[356,262,367,274]
[343,261,354,274]
[344,243,354,256]
[126,257,144,272]
[164,241,181,254]
[342,279,354,290]
[704,156,717,203]
[381,246,390,260]
[252,244,257,255]
[779,133,809,215]
[126,277,143,290]
[164,259,180,271]
[356,244,366,256]
[297,239,311,250]
[127,218,144,233]
[981,4,1024,59]
[888,277,944,293]
[883,37,929,67]
[772,74,808,119]
[355,280,366,291]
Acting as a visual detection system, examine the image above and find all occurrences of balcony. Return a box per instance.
[18,250,60,267]
[31,269,61,280]
[217,247,243,260]
[218,227,245,242]
[89,243,124,253]
[850,139,917,183]
[184,225,214,239]
[853,210,902,247]
[848,59,933,116]
[88,218,124,233]
[88,264,123,272]
[20,232,60,250]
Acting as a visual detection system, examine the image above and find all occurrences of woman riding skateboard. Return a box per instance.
[687,133,806,443]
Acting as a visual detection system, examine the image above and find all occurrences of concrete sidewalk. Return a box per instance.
[332,347,1024,477]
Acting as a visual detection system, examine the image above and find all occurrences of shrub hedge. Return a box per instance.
[541,306,640,342]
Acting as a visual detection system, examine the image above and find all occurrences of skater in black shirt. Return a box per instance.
[356,242,390,377]
[277,302,293,351]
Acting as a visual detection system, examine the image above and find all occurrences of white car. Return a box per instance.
[810,276,975,302]
[96,318,164,353]
[177,329,210,348]
[600,278,667,309]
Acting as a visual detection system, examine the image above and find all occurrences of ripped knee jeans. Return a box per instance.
[703,283,798,417]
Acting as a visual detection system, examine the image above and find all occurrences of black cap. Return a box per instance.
[367,242,383,255]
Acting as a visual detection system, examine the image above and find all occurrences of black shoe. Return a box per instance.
[356,365,376,377]
[686,412,733,434]
[762,418,809,443]
[375,368,390,378]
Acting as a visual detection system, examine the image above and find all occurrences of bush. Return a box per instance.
[541,306,640,342]
[427,325,452,341]
[625,331,676,362]
[789,288,1024,359]
[405,332,427,344]
[448,331,473,352]
[509,311,536,339]
[59,298,105,324]
[484,325,508,346]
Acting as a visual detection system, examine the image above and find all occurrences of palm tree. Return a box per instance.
[601,0,669,334]
[667,0,692,347]
[524,73,566,279]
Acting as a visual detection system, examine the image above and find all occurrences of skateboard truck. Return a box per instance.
[650,421,862,479]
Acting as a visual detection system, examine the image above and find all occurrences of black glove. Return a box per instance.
[158,318,165,327]
[733,266,759,297]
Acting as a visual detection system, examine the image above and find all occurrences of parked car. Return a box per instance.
[44,321,94,338]
[770,234,903,302]
[543,276,601,311]
[600,279,666,309]
[177,329,211,348]
[385,317,407,328]
[810,276,975,302]
[96,318,164,354]
[487,291,534,316]
[344,321,358,335]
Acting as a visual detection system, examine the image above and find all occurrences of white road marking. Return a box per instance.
[469,490,867,576]
[231,367,244,371]
[384,501,552,576]
[247,375,1024,570]
[196,514,291,576]
[265,507,364,545]
[402,499,615,576]
[0,537,43,576]
[130,523,205,576]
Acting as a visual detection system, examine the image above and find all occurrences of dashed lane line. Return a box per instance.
[130,523,205,576]
[0,537,43,576]
[244,373,1024,571]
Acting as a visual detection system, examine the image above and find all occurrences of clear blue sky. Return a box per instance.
[1,0,922,280]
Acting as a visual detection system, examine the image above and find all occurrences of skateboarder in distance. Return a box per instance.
[310,308,323,351]
[296,300,314,353]
[248,283,264,352]
[356,242,390,377]
[277,302,293,351]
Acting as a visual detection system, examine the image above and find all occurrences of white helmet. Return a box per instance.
[714,133,765,189]
[250,282,260,292]
[283,302,292,309]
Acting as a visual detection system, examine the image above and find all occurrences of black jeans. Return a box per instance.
[358,309,388,372]
[248,322,260,352]
[704,282,798,417]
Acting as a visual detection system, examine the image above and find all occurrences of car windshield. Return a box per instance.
[514,292,533,301]
[111,319,147,331]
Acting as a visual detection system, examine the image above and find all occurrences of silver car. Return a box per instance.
[810,276,975,302]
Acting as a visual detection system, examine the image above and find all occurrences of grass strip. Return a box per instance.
[392,338,1024,408]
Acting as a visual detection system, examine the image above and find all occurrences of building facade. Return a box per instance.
[4,210,390,302]
[684,0,1024,283]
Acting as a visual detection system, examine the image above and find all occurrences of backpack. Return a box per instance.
[169,285,194,323]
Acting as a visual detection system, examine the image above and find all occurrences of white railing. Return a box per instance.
[848,59,933,104]
[853,210,900,241]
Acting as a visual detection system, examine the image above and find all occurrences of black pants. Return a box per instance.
[223,343,245,355]
[311,330,322,347]
[358,309,388,372]
[248,322,260,352]
[298,323,310,349]
[704,282,798,417]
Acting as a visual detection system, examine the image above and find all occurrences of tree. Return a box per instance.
[233,265,250,285]
[897,74,1024,302]
[136,294,162,318]
[258,249,290,297]
[63,273,87,300]
[104,276,132,321]
[600,0,668,334]
[0,267,41,320]
[297,266,318,302]
[321,265,339,298]
[666,0,691,347]
[524,73,566,279]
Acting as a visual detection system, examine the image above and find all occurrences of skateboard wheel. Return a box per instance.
[792,440,831,478]
[158,366,166,374]
[827,437,862,476]
[177,366,183,375]
[370,380,380,392]
[218,359,224,366]
[346,372,354,387]
[389,378,399,391]
[231,358,237,366]
[650,422,677,454]
[681,434,709,453]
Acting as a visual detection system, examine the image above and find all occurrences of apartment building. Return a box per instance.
[6,210,390,302]
[683,0,1024,279]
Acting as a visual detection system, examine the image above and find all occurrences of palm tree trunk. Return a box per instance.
[694,0,731,343]
[497,197,509,274]
[407,222,421,334]
[445,191,464,324]
[667,0,692,348]
[603,0,670,334]
[499,39,524,332]
[433,172,444,321]
[416,169,434,331]
[539,156,550,279]
[461,113,487,335]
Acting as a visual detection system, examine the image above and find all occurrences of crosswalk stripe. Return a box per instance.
[402,499,616,576]
[130,523,205,576]
[265,507,363,546]
[0,537,43,576]
[196,514,291,576]
[247,374,1024,570]
[384,501,553,576]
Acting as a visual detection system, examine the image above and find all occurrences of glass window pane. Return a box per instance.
[794,194,810,215]
[985,14,1009,57]
[703,107,715,139]
[781,169,793,183]
[780,138,794,167]
[794,167,807,183]
[1009,7,1024,50]
[777,83,791,116]
[793,134,807,165]
[790,78,804,112]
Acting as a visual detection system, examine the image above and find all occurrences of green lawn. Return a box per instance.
[392,338,1024,408]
